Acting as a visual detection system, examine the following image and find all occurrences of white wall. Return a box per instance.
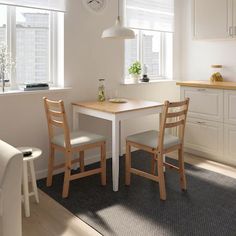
[0,91,71,178]
[0,0,180,179]
[181,0,236,82]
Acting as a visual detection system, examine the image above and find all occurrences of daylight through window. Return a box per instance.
[124,0,174,81]
[0,2,64,87]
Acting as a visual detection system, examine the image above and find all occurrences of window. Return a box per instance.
[0,5,6,44]
[0,1,65,87]
[124,0,174,81]
[16,7,50,84]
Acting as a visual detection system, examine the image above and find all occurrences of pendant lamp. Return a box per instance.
[101,0,135,39]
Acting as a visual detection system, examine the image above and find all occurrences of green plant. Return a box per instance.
[128,61,141,75]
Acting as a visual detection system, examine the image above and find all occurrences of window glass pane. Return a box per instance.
[142,30,161,77]
[16,7,50,84]
[0,5,7,44]
[124,30,138,76]
[164,32,173,79]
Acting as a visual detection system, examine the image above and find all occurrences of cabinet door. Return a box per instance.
[224,90,236,125]
[233,0,236,37]
[224,124,236,164]
[185,118,224,157]
[181,87,223,122]
[193,0,230,39]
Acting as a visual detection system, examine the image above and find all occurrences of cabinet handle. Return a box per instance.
[196,121,206,125]
[197,88,206,92]
[234,26,236,36]
[229,26,233,37]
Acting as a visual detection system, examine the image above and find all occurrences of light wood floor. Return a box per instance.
[22,152,236,236]
[22,190,101,236]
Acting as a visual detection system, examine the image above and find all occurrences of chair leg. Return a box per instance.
[79,151,85,172]
[151,154,157,175]
[62,151,72,198]
[46,145,54,187]
[125,142,131,186]
[157,153,166,200]
[178,148,187,190]
[29,160,39,204]
[101,142,106,186]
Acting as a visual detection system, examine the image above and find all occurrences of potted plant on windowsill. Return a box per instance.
[128,61,141,83]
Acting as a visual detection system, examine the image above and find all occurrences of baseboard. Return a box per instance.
[36,150,112,180]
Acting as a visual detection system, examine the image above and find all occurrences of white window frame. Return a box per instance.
[125,29,173,82]
[2,5,62,87]
[122,0,174,83]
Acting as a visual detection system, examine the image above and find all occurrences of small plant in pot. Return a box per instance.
[128,61,141,83]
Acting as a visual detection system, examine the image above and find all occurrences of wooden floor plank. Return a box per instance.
[22,189,101,236]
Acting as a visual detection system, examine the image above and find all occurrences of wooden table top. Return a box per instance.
[72,99,163,114]
[176,80,236,90]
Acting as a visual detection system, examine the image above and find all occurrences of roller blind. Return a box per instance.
[0,0,66,12]
[124,0,174,32]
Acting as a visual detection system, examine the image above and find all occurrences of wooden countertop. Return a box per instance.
[72,99,163,114]
[176,81,236,90]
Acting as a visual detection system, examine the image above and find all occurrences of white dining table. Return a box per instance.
[72,99,163,191]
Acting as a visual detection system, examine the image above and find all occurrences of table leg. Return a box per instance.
[29,160,39,203]
[112,118,120,192]
[22,161,30,217]
[163,155,166,172]
[73,108,79,131]
[73,109,80,169]
[159,112,166,172]
[119,121,122,156]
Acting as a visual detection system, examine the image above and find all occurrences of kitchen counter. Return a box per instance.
[176,81,236,90]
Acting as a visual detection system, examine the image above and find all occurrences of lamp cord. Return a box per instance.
[117,0,120,20]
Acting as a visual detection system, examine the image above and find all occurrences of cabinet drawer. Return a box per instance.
[181,87,223,122]
[224,124,236,164]
[224,90,236,125]
[185,118,223,156]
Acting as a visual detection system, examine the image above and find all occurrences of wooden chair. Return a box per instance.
[125,98,190,200]
[43,97,106,198]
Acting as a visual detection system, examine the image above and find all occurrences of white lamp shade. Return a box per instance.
[102,19,135,39]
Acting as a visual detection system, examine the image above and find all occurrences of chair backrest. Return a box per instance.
[0,140,23,236]
[43,97,71,149]
[158,98,190,151]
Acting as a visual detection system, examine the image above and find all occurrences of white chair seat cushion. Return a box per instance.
[52,130,106,148]
[127,130,180,149]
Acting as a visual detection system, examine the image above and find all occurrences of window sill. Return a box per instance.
[0,87,72,96]
[120,79,176,85]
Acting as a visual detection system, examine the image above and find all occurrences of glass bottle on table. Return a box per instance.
[98,79,106,102]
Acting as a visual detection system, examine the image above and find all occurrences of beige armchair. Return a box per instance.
[0,140,23,236]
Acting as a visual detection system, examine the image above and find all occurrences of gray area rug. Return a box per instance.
[38,151,236,236]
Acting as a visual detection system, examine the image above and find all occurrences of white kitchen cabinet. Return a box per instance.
[224,90,236,125]
[233,0,236,36]
[193,0,235,39]
[180,85,236,166]
[224,124,236,164]
[181,87,223,122]
[185,118,224,157]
